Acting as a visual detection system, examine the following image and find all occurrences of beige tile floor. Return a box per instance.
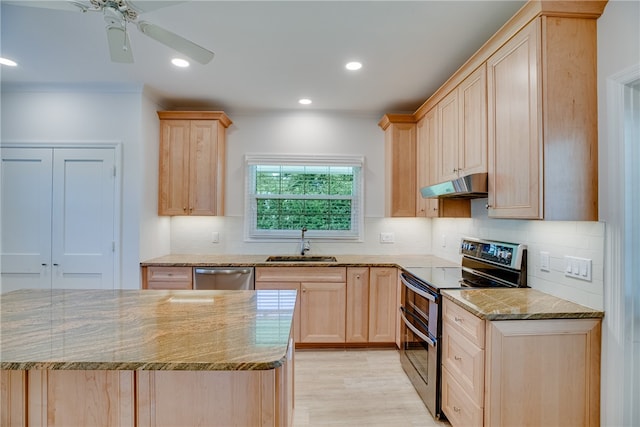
[292,349,451,427]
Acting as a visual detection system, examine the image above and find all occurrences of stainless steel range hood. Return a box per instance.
[420,172,488,199]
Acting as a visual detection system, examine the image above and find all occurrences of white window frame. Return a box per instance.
[244,154,364,241]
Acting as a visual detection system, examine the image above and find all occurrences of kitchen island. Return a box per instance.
[0,289,296,427]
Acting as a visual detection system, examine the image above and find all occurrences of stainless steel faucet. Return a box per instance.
[300,227,310,255]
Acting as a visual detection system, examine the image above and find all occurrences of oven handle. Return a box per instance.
[400,273,437,302]
[400,307,436,347]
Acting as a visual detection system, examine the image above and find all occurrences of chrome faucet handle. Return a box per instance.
[301,227,307,239]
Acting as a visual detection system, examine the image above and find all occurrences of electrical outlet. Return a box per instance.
[540,251,550,272]
[380,232,395,243]
[211,231,220,243]
[564,256,592,281]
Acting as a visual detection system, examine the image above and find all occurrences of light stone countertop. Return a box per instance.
[140,254,459,268]
[0,289,295,371]
[441,288,604,320]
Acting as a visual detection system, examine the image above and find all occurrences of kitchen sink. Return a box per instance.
[265,255,338,262]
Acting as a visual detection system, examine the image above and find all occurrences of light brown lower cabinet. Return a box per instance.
[442,298,601,427]
[1,357,293,427]
[368,267,397,343]
[141,266,193,290]
[256,266,397,347]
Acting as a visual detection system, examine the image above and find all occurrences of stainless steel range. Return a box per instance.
[399,237,527,420]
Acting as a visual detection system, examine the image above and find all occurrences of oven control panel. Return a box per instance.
[460,238,526,270]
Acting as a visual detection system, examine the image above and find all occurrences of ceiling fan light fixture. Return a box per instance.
[171,58,190,68]
[0,57,18,67]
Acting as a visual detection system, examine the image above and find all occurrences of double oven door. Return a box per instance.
[399,273,442,419]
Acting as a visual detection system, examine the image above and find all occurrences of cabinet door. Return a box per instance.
[368,268,397,343]
[51,148,116,290]
[1,148,53,291]
[416,110,440,218]
[487,19,542,219]
[255,281,301,344]
[458,64,487,175]
[158,120,191,215]
[383,119,416,217]
[346,267,369,343]
[300,282,346,343]
[437,89,459,182]
[1,147,117,292]
[189,120,223,216]
[485,318,601,427]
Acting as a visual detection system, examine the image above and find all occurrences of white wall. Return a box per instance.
[138,90,171,261]
[0,85,144,289]
[168,110,433,256]
[596,1,640,425]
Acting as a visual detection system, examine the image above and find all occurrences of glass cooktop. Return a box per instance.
[402,267,464,290]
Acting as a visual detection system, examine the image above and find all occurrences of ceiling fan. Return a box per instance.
[6,0,214,64]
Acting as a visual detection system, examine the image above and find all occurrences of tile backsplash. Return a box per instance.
[168,200,604,310]
[431,200,605,310]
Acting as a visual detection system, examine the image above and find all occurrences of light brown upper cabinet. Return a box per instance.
[486,16,598,220]
[416,110,439,217]
[436,64,487,183]
[416,109,470,218]
[378,114,417,217]
[157,111,232,216]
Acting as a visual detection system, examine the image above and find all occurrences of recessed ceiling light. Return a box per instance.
[345,61,362,71]
[298,98,312,105]
[0,57,18,67]
[171,58,190,68]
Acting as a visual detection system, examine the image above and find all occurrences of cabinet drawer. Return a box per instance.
[442,299,485,348]
[147,266,192,281]
[145,266,193,289]
[255,267,346,282]
[442,324,484,405]
[442,366,483,427]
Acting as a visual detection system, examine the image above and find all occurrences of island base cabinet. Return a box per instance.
[1,370,27,427]
[137,365,292,427]
[5,370,135,427]
[484,319,601,427]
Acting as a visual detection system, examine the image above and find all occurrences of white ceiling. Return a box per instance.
[1,0,526,116]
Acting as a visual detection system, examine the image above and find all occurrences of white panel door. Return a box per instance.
[1,148,53,291]
[51,148,116,289]
[0,147,116,292]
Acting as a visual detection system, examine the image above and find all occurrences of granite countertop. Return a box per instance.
[441,288,604,320]
[0,289,295,371]
[140,254,458,269]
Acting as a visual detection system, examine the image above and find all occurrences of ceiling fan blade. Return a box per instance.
[126,1,186,15]
[106,24,134,63]
[3,1,90,12]
[137,20,214,65]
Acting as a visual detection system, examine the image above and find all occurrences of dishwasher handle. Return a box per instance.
[194,268,253,275]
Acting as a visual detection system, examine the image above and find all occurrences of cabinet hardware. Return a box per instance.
[453,406,461,413]
[41,263,47,266]
[454,355,462,361]
[454,316,463,322]
[485,203,491,209]
[53,263,59,266]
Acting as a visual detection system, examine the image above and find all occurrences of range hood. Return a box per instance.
[420,172,488,199]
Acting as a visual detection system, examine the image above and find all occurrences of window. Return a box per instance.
[245,155,364,240]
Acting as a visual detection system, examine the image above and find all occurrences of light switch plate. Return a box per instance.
[211,231,220,243]
[564,255,592,281]
[380,232,395,243]
[540,251,550,272]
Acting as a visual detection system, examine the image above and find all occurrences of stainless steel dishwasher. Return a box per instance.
[193,267,255,290]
